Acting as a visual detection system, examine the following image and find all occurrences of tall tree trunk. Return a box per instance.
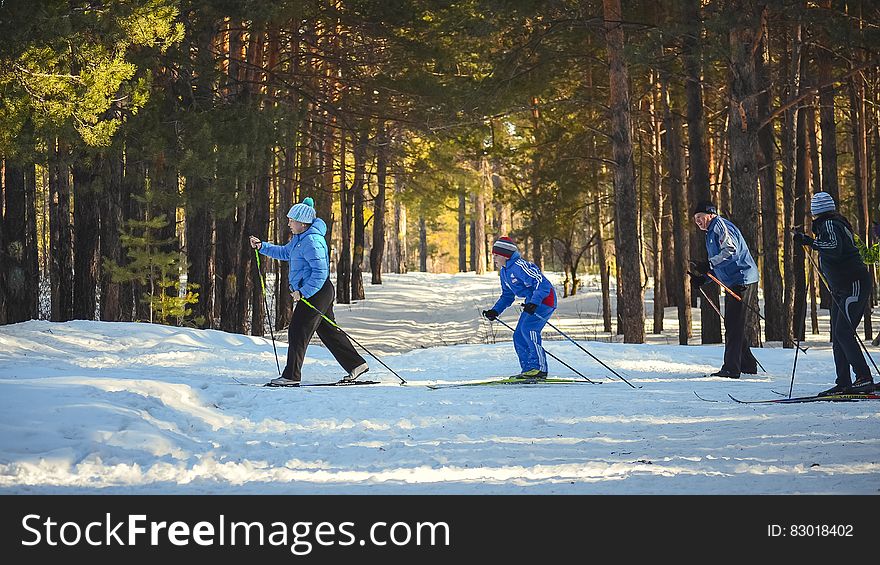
[660,79,692,345]
[474,180,487,275]
[755,16,784,343]
[781,19,802,349]
[849,65,871,340]
[0,171,5,324]
[249,166,270,336]
[337,129,352,304]
[99,148,124,321]
[795,91,811,342]
[458,190,467,272]
[682,0,721,344]
[604,0,645,343]
[419,215,427,272]
[816,0,841,203]
[393,167,407,274]
[726,0,764,349]
[72,160,100,320]
[370,122,387,284]
[48,139,73,322]
[3,159,36,322]
[215,204,239,332]
[185,175,213,328]
[648,78,664,334]
[595,197,613,333]
[351,129,367,301]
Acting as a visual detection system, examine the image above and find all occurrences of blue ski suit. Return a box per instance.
[491,251,557,373]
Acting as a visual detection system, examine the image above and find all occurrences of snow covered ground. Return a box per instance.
[1,271,878,495]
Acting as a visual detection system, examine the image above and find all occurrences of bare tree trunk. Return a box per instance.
[755,16,784,343]
[661,79,692,345]
[849,63,871,340]
[682,0,722,343]
[99,148,124,322]
[48,139,74,322]
[275,146,295,330]
[795,88,811,342]
[648,77,664,334]
[595,191,613,333]
[0,172,5,324]
[474,189,487,274]
[337,129,352,304]
[604,0,645,343]
[393,168,407,274]
[781,19,802,348]
[72,160,100,320]
[3,159,38,322]
[216,192,244,333]
[418,215,427,272]
[370,122,388,284]
[351,129,367,301]
[726,0,764,348]
[816,0,841,203]
[458,190,467,272]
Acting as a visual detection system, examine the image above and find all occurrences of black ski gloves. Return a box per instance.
[688,259,710,274]
[522,303,537,315]
[792,231,814,247]
[688,271,708,289]
[482,309,499,321]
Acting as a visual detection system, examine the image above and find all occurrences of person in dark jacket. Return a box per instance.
[249,197,368,386]
[794,192,875,395]
[690,201,760,379]
[482,237,557,379]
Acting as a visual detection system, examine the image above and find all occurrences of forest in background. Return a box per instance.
[2,0,880,349]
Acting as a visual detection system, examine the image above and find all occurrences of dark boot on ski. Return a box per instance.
[709,369,740,379]
[850,377,875,394]
[818,383,851,397]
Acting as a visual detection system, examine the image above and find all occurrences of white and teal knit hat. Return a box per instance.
[287,197,316,223]
[810,192,836,216]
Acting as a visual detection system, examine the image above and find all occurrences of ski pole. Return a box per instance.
[254,249,282,376]
[491,317,600,384]
[688,271,723,319]
[788,299,807,398]
[805,251,880,380]
[528,309,638,388]
[696,270,807,356]
[300,297,407,384]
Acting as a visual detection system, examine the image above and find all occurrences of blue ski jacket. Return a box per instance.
[258,218,330,299]
[704,215,759,287]
[491,251,557,314]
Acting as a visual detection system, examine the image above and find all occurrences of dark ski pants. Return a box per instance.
[829,271,872,387]
[721,282,759,376]
[281,278,366,382]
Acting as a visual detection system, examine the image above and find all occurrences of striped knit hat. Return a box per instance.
[287,197,316,223]
[810,192,836,216]
[492,236,518,258]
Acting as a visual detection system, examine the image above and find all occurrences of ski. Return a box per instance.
[427,377,597,390]
[728,392,880,404]
[231,376,381,388]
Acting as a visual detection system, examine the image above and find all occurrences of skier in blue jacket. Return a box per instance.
[249,197,368,386]
[690,201,760,379]
[482,236,557,379]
